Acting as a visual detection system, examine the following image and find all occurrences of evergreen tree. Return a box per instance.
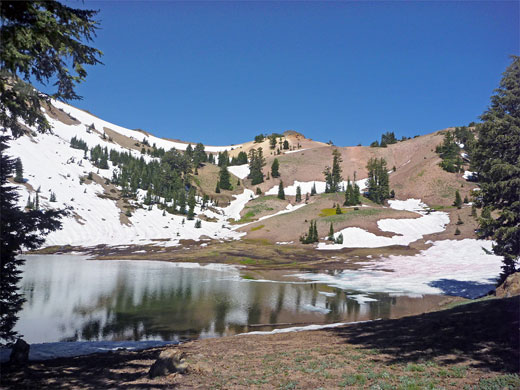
[49,192,56,202]
[277,181,285,200]
[456,215,464,225]
[256,187,262,195]
[310,182,317,196]
[269,134,277,149]
[366,158,390,204]
[283,140,289,149]
[13,158,23,183]
[455,227,461,236]
[323,149,343,192]
[271,158,280,178]
[187,187,196,220]
[328,223,334,241]
[1,137,63,341]
[218,164,232,190]
[472,56,520,282]
[248,148,266,185]
[195,219,202,228]
[215,181,221,193]
[335,204,342,214]
[453,190,462,209]
[335,233,343,245]
[1,1,103,138]
[178,190,186,214]
[295,186,302,202]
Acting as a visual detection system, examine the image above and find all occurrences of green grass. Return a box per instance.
[250,224,265,231]
[319,207,349,217]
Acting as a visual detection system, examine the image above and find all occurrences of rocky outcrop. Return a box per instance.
[148,349,187,378]
[495,272,520,298]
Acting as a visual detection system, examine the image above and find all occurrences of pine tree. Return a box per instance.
[455,227,461,236]
[1,137,63,341]
[218,164,232,190]
[471,57,520,282]
[453,190,462,209]
[328,223,334,241]
[248,148,266,185]
[187,187,196,220]
[295,186,302,202]
[195,219,202,228]
[310,182,317,196]
[335,233,343,245]
[277,181,285,200]
[49,192,56,202]
[271,158,280,178]
[178,190,186,214]
[335,204,342,214]
[366,158,390,204]
[215,182,221,193]
[283,140,289,149]
[13,158,23,183]
[456,215,464,225]
[256,187,262,195]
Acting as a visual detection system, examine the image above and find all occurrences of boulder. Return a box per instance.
[9,338,30,365]
[148,349,187,378]
[495,272,520,298]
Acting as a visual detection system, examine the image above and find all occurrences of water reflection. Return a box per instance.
[16,255,446,344]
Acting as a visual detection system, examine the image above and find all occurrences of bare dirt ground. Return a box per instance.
[2,296,518,390]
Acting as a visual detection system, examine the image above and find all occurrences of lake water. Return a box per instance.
[15,255,446,344]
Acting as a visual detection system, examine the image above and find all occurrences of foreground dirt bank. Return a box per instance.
[2,296,518,389]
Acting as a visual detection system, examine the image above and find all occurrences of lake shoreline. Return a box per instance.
[2,296,518,389]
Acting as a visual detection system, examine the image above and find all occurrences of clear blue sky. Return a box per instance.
[57,1,519,146]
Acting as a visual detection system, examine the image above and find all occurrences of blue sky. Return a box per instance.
[57,1,519,146]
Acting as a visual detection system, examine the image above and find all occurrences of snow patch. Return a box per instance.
[228,164,250,179]
[299,239,502,298]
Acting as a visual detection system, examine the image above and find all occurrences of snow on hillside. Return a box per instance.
[297,239,502,298]
[318,198,449,249]
[228,164,250,179]
[7,101,253,247]
[52,100,244,153]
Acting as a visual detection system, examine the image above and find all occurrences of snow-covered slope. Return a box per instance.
[7,100,250,248]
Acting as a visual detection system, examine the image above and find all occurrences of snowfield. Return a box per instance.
[7,101,255,247]
[297,239,502,298]
[317,198,450,249]
[228,164,250,179]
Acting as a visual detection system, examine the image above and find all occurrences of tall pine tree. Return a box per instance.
[472,55,520,283]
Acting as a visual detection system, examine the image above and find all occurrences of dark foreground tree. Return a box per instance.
[472,55,520,284]
[1,137,63,341]
[0,1,102,342]
[1,1,103,138]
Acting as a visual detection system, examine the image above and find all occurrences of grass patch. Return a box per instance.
[319,207,348,217]
[239,258,256,265]
[250,224,264,232]
[241,274,256,280]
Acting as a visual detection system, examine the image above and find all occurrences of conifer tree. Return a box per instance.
[215,182,221,193]
[248,148,266,185]
[323,149,343,192]
[271,158,280,178]
[453,190,462,209]
[49,192,56,202]
[277,181,285,200]
[472,56,520,282]
[310,182,317,196]
[187,187,196,220]
[295,186,302,202]
[366,158,390,204]
[218,164,232,190]
[178,190,186,214]
[13,158,23,183]
[328,223,334,241]
[283,140,289,149]
[256,187,262,195]
[335,233,343,244]
[335,204,342,214]
[1,137,63,341]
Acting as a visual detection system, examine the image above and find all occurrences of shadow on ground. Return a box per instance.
[0,347,176,389]
[329,296,520,373]
[428,278,497,298]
